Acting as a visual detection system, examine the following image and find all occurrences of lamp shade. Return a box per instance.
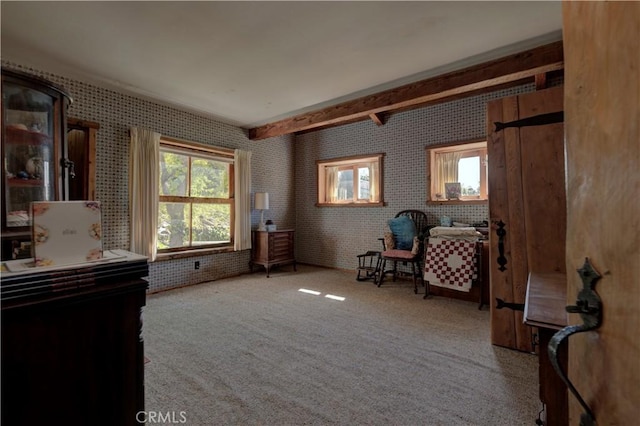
[255,192,269,210]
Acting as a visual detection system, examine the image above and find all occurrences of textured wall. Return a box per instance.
[2,59,560,289]
[2,61,294,292]
[295,84,539,271]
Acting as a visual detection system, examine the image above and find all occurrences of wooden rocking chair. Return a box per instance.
[377,210,429,293]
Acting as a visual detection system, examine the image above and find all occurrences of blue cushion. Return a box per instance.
[387,215,417,250]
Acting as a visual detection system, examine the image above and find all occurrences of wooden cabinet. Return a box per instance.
[487,86,566,352]
[524,272,568,426]
[1,68,72,233]
[1,69,99,261]
[1,252,148,426]
[1,68,72,260]
[250,229,296,277]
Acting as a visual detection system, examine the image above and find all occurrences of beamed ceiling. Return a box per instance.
[249,41,564,140]
[0,2,564,140]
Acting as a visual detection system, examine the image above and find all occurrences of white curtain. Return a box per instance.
[325,166,339,202]
[234,149,252,251]
[129,127,160,261]
[369,161,380,202]
[435,151,462,197]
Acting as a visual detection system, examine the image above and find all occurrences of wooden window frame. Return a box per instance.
[426,139,488,205]
[316,153,385,207]
[157,137,235,254]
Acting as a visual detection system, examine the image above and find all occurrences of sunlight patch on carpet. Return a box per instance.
[298,288,345,301]
[325,294,345,301]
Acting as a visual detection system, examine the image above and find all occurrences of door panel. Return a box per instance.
[487,86,564,352]
[486,99,518,348]
[563,2,639,423]
[519,89,566,274]
[502,98,530,352]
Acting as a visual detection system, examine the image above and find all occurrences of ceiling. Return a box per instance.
[1,1,562,131]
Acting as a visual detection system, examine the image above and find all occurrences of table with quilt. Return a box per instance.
[423,237,478,292]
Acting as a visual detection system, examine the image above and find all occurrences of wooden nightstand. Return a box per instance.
[250,229,296,277]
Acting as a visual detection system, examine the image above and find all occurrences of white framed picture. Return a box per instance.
[445,182,462,200]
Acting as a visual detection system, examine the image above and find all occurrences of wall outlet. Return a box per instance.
[195,261,200,270]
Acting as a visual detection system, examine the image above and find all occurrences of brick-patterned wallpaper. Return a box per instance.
[295,83,543,271]
[2,61,294,292]
[2,60,560,289]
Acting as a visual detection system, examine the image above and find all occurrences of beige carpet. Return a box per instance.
[144,265,540,425]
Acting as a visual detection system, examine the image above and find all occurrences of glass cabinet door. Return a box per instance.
[2,69,71,232]
[3,82,56,228]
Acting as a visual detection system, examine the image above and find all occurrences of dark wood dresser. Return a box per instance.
[250,229,296,277]
[1,251,149,426]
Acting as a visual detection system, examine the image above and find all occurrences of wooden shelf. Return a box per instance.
[5,178,44,187]
[5,127,52,145]
[524,272,568,330]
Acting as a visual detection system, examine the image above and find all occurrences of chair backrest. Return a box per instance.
[395,210,429,239]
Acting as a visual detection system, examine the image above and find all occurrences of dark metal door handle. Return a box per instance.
[494,220,507,271]
[548,258,602,426]
[62,158,76,179]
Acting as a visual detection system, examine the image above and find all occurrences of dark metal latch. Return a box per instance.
[548,258,602,426]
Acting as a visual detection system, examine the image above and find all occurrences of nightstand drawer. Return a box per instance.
[250,229,296,277]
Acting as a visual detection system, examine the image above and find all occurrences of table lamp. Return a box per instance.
[255,192,269,231]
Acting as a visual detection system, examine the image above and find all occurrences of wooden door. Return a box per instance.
[563,2,639,423]
[487,86,565,352]
[67,118,99,201]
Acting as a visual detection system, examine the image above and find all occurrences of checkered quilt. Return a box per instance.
[423,237,477,292]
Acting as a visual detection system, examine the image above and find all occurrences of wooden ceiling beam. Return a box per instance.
[369,112,384,126]
[248,41,564,140]
[535,72,548,90]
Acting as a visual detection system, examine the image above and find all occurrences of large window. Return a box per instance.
[158,138,234,252]
[317,154,384,206]
[426,140,487,203]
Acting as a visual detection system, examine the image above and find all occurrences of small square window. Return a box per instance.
[317,154,385,206]
[426,140,488,203]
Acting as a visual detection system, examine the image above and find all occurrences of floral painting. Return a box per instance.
[445,182,462,200]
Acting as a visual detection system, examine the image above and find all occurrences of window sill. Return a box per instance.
[154,245,235,262]
[426,199,488,206]
[316,201,386,207]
